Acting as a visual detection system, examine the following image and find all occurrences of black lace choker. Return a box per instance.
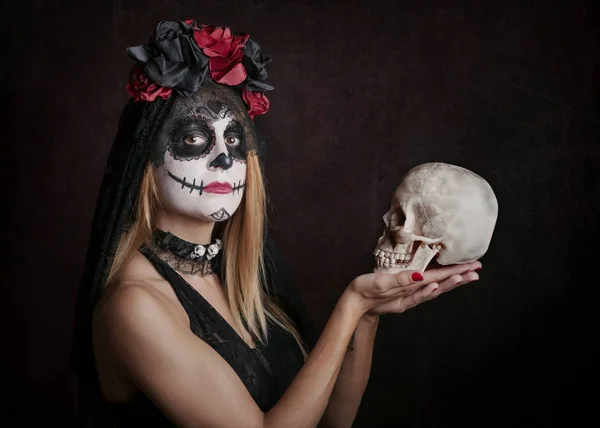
[150,229,223,276]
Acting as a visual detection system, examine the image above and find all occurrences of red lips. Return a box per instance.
[203,181,233,194]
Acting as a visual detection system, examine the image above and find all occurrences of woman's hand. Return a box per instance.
[344,261,481,316]
[368,261,481,315]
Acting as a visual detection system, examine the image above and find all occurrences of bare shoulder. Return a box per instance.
[114,249,164,286]
[93,252,186,361]
[96,280,174,329]
[97,251,174,321]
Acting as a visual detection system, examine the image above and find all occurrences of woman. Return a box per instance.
[71,20,481,428]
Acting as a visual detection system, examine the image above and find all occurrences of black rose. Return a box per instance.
[127,20,210,95]
[242,38,274,92]
[155,20,190,42]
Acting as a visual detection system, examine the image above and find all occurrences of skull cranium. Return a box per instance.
[374,162,498,273]
[191,244,207,259]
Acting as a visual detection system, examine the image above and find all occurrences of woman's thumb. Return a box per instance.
[409,271,423,282]
[393,270,425,287]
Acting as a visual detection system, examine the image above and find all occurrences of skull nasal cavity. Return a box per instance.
[210,153,233,170]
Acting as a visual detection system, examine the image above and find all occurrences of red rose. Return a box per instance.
[242,89,270,119]
[193,25,249,86]
[126,66,172,102]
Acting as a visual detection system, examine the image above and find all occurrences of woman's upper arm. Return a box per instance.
[99,284,265,428]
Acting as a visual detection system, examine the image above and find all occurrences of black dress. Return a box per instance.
[109,242,313,426]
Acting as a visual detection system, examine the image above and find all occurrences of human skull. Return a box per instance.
[207,244,218,257]
[373,162,498,273]
[191,244,206,259]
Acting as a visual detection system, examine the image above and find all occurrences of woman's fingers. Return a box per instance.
[377,262,478,295]
[436,274,463,291]
[437,271,480,294]
[353,261,483,314]
[420,261,481,286]
[361,270,425,296]
[366,260,481,293]
[366,263,483,315]
[460,271,480,285]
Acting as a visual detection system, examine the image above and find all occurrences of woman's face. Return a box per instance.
[152,89,249,222]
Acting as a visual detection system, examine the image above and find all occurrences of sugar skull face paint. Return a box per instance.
[152,85,250,222]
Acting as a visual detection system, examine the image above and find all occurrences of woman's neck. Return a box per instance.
[155,209,215,244]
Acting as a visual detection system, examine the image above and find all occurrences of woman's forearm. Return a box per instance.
[319,314,379,428]
[263,290,364,428]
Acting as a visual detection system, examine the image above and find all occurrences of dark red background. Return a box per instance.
[3,0,599,426]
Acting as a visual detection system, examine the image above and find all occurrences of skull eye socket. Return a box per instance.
[389,209,406,228]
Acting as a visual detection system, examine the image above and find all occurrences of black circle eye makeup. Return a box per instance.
[223,121,247,161]
[159,103,251,163]
[168,118,214,160]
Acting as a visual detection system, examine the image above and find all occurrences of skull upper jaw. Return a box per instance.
[374,242,439,273]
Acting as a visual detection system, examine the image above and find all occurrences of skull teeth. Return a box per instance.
[375,250,412,269]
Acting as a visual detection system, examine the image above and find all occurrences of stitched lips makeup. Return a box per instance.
[203,181,232,194]
[166,171,246,196]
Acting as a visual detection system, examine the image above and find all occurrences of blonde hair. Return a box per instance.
[108,153,307,357]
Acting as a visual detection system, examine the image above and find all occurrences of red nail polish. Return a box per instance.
[412,272,423,281]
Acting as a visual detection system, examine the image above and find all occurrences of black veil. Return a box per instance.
[71,96,174,427]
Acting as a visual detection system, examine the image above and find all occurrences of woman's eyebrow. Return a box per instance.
[224,120,244,134]
[172,116,210,129]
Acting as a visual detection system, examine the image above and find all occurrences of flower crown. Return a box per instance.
[126,20,273,119]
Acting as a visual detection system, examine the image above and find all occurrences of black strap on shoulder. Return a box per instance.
[138,244,210,339]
